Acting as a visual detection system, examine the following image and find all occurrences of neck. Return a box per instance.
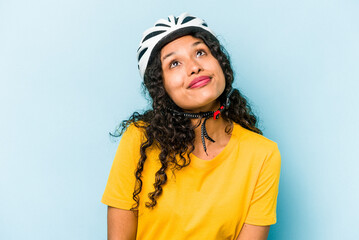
[169,101,232,158]
[191,115,232,158]
[192,116,229,138]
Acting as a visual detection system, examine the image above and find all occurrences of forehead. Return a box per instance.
[160,35,205,58]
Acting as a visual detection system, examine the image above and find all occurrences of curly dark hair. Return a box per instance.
[112,30,262,211]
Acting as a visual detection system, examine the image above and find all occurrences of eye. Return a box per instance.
[196,49,206,57]
[170,60,180,68]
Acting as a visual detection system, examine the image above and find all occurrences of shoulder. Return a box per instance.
[112,122,148,165]
[233,123,278,148]
[232,123,281,173]
[119,121,147,145]
[233,123,279,156]
[123,120,148,135]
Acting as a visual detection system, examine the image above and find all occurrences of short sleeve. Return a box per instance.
[245,143,281,226]
[101,124,144,210]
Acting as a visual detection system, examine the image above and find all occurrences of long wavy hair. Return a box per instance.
[113,30,262,211]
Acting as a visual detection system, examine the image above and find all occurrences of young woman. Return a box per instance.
[102,13,281,240]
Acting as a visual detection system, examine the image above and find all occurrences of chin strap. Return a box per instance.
[170,88,234,155]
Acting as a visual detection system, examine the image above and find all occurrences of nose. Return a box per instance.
[187,58,202,76]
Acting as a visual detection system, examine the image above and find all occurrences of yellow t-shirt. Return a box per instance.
[102,123,281,240]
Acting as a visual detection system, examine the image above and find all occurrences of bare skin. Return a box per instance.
[191,114,232,160]
[107,207,137,240]
[237,224,270,240]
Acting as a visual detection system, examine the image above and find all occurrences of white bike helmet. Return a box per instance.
[137,12,216,79]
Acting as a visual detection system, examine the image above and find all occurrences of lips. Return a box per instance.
[188,76,211,89]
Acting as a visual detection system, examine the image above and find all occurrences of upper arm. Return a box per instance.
[245,144,281,225]
[107,206,138,240]
[236,224,270,240]
[103,126,143,239]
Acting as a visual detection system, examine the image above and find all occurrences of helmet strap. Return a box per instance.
[169,88,234,155]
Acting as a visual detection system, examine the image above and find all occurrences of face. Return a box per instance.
[160,35,226,112]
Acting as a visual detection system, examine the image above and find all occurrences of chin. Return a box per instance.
[182,99,220,112]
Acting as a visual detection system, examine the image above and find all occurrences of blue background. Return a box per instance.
[1,0,358,239]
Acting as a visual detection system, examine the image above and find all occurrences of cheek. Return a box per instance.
[211,62,225,84]
[163,73,183,94]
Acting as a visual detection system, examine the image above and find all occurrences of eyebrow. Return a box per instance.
[162,40,204,62]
